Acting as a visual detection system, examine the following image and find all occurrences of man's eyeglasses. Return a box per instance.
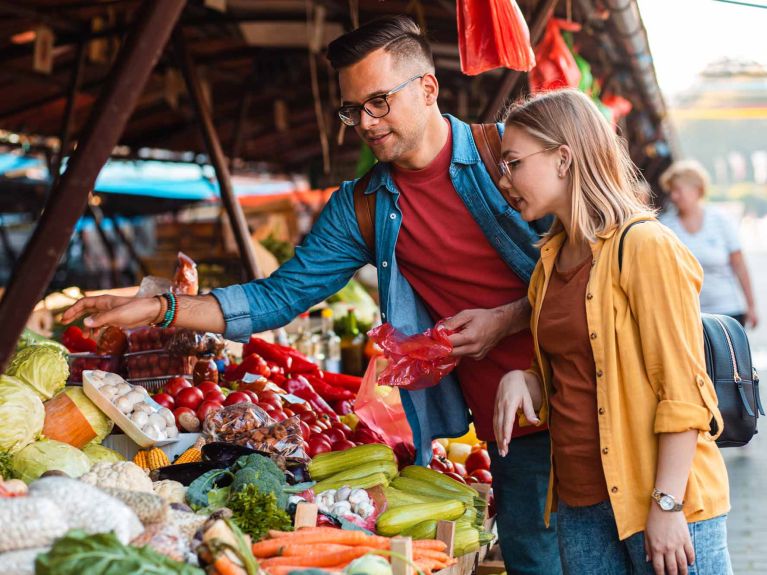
[338,74,424,127]
[498,146,560,181]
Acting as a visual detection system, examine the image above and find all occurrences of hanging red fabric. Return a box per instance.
[457,0,535,76]
[528,18,582,93]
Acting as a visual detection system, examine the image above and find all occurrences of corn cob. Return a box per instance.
[308,444,395,480]
[133,447,170,471]
[173,438,205,465]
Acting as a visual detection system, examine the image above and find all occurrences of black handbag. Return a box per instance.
[619,220,764,447]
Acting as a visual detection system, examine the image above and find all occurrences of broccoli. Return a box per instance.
[230,455,288,508]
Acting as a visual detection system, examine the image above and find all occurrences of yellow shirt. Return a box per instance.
[527,216,730,540]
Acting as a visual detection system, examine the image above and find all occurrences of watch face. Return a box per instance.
[659,495,675,511]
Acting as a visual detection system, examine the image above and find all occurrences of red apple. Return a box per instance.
[332,439,356,451]
[224,391,252,406]
[196,381,221,396]
[465,449,491,474]
[175,386,204,410]
[164,376,192,397]
[469,469,493,484]
[152,393,175,410]
[197,400,222,422]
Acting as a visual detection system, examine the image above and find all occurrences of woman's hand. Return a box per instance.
[644,504,695,575]
[745,305,759,329]
[494,370,540,457]
[61,295,161,329]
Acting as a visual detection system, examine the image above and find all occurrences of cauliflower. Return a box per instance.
[152,480,186,504]
[79,461,153,493]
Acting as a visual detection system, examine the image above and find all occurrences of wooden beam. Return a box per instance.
[173,29,262,282]
[0,0,187,372]
[480,0,559,122]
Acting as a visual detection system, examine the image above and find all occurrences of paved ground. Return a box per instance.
[722,250,767,574]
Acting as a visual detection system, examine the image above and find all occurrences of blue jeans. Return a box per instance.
[489,432,561,575]
[557,500,733,574]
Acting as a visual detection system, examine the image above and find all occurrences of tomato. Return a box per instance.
[309,424,324,436]
[453,462,468,478]
[164,376,192,397]
[332,439,356,451]
[331,421,353,438]
[429,457,454,474]
[298,411,317,426]
[241,390,259,403]
[196,400,222,422]
[259,390,280,405]
[307,436,332,457]
[272,411,287,422]
[299,420,311,440]
[464,449,491,474]
[444,471,467,485]
[175,387,204,410]
[203,390,226,404]
[290,402,311,414]
[469,469,493,484]
[282,407,295,418]
[432,440,447,459]
[152,393,175,410]
[224,391,252,406]
[196,381,221,396]
[322,428,346,445]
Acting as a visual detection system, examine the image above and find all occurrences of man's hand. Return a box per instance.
[61,295,161,329]
[443,298,530,360]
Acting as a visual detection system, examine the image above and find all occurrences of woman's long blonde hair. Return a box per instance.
[504,89,654,243]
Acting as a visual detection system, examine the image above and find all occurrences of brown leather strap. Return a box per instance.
[471,123,503,192]
[353,171,376,259]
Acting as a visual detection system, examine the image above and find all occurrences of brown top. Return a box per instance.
[538,252,609,507]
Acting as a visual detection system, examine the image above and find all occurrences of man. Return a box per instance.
[64,16,560,574]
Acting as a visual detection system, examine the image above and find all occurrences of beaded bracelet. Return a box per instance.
[153,292,177,328]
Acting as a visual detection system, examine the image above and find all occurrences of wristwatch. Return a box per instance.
[651,488,684,512]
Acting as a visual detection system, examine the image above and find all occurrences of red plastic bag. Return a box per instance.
[367,321,458,391]
[529,18,582,93]
[353,358,414,449]
[457,0,535,76]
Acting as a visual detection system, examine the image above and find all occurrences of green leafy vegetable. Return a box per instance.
[0,375,45,454]
[5,345,68,400]
[186,468,233,509]
[12,439,90,483]
[35,530,204,575]
[16,328,69,355]
[228,484,292,541]
[206,486,231,509]
[81,443,125,464]
[0,449,15,479]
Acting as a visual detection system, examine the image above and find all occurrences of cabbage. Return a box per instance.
[5,345,69,400]
[82,443,125,464]
[59,387,113,443]
[16,328,68,355]
[11,439,91,483]
[0,375,45,454]
[344,555,393,575]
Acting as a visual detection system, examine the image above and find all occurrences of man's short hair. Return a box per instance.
[327,15,434,73]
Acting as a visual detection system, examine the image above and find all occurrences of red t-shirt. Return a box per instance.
[392,122,538,441]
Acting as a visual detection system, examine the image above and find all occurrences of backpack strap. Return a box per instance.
[618,220,651,272]
[471,123,503,192]
[353,171,376,259]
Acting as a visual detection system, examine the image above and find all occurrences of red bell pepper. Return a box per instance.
[321,371,363,391]
[224,353,270,382]
[61,326,98,353]
[303,374,355,402]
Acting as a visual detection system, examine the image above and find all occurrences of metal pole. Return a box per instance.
[480,0,559,122]
[111,216,151,278]
[0,0,187,372]
[173,29,261,282]
[53,40,88,188]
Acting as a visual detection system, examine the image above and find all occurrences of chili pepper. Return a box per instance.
[286,354,320,374]
[243,338,292,370]
[329,399,354,415]
[225,353,271,382]
[303,374,355,402]
[321,371,363,391]
[282,376,335,416]
[61,326,98,353]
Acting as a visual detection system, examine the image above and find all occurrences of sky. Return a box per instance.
[638,0,767,96]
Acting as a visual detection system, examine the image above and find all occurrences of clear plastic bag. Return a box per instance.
[202,403,306,460]
[172,252,198,295]
[367,321,458,391]
[166,330,225,356]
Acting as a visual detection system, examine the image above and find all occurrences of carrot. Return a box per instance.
[265,564,346,575]
[260,546,377,568]
[257,529,390,549]
[412,539,448,552]
[211,554,247,575]
[412,548,453,563]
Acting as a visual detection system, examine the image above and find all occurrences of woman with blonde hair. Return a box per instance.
[495,89,731,574]
[659,160,758,328]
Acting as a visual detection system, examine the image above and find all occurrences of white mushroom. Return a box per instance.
[130,411,149,427]
[100,384,118,400]
[116,382,133,396]
[355,501,375,519]
[103,372,125,386]
[159,408,175,427]
[125,390,145,406]
[133,402,154,415]
[115,395,134,414]
[165,425,179,439]
[348,488,369,507]
[142,423,164,441]
[335,486,352,502]
[134,386,149,395]
[148,412,167,430]
[331,501,352,516]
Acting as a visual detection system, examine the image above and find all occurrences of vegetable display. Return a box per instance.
[0,376,45,454]
[11,439,91,483]
[5,345,68,400]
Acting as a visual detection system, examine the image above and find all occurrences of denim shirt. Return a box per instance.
[212,114,547,464]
